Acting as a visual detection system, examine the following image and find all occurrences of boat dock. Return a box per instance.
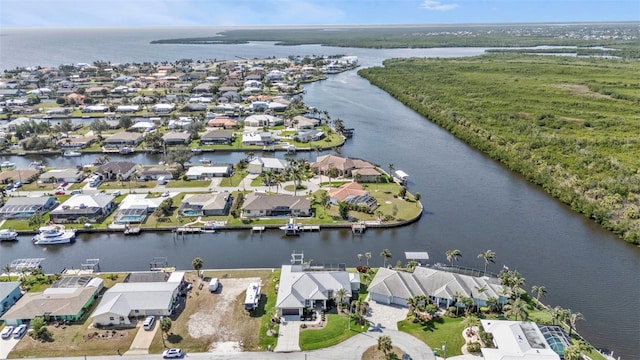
[175,227,202,234]
[124,226,141,235]
[352,222,366,235]
[251,226,265,234]
[300,225,320,232]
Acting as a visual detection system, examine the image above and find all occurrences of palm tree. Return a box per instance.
[504,297,528,321]
[377,335,393,355]
[365,252,372,266]
[445,249,462,267]
[387,163,395,180]
[567,310,584,337]
[3,264,12,281]
[414,192,421,206]
[531,285,547,307]
[563,339,592,360]
[357,254,363,265]
[192,257,203,278]
[160,316,172,348]
[380,249,392,268]
[462,314,480,331]
[334,287,348,311]
[486,297,499,313]
[287,163,305,196]
[407,260,418,272]
[477,250,496,276]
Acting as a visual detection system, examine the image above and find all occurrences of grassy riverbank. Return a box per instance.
[359,54,640,244]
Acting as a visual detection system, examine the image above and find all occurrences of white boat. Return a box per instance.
[279,218,301,236]
[200,158,211,164]
[119,147,134,155]
[63,150,82,157]
[32,225,76,245]
[0,161,15,170]
[0,229,18,241]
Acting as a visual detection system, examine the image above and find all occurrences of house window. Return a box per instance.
[109,317,114,321]
[134,310,139,313]
[305,300,310,307]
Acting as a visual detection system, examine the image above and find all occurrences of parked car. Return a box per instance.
[1,326,14,339]
[60,182,69,187]
[113,190,121,196]
[12,324,27,339]
[209,278,219,292]
[402,354,412,360]
[54,190,65,195]
[162,191,170,197]
[143,316,155,331]
[13,181,22,188]
[70,189,83,195]
[162,348,184,358]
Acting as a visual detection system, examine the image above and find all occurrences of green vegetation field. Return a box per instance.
[359,54,640,244]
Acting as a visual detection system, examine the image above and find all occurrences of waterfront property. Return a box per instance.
[247,157,288,174]
[179,193,232,217]
[0,169,39,185]
[162,131,191,146]
[49,193,116,224]
[135,166,176,182]
[368,267,507,308]
[241,193,312,218]
[328,182,378,212]
[113,194,164,224]
[95,161,137,181]
[275,255,358,317]
[199,129,235,145]
[103,132,144,148]
[0,196,56,219]
[39,168,86,184]
[1,276,103,326]
[0,282,22,316]
[312,154,376,178]
[91,271,185,326]
[480,320,572,360]
[185,165,232,180]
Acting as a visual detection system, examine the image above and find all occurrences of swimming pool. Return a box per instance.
[182,209,202,216]
[115,215,144,224]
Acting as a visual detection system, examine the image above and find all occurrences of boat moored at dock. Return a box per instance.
[0,229,19,241]
[32,225,76,245]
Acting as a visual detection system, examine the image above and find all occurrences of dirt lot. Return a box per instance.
[151,270,273,353]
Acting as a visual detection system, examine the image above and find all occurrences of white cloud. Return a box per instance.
[420,0,459,11]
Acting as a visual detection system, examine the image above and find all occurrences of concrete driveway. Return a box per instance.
[0,336,21,359]
[273,315,301,352]
[366,297,409,331]
[124,320,158,355]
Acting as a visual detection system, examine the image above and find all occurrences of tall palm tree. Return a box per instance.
[387,163,395,180]
[365,252,372,266]
[380,249,392,268]
[287,163,305,196]
[445,249,462,267]
[531,285,547,306]
[377,335,393,356]
[192,257,203,278]
[567,310,584,337]
[563,339,592,360]
[3,264,12,281]
[504,297,528,321]
[477,250,496,276]
[334,287,348,311]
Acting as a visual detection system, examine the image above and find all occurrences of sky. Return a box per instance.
[0,0,638,28]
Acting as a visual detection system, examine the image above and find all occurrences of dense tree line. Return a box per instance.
[359,54,640,244]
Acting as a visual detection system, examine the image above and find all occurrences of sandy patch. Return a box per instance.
[554,84,611,99]
[186,277,260,348]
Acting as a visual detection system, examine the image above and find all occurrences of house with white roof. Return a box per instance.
[247,157,288,174]
[185,165,232,180]
[275,254,357,317]
[49,193,116,223]
[91,272,185,326]
[113,194,165,224]
[480,320,564,360]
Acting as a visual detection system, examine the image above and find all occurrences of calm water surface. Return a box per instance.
[0,27,638,357]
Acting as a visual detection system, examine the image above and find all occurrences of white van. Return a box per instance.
[12,324,27,339]
[209,278,219,292]
[157,176,167,185]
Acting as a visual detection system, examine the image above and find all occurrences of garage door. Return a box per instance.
[282,308,299,316]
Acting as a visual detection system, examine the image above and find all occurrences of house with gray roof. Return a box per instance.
[135,167,175,182]
[368,267,508,309]
[200,129,234,145]
[179,193,232,216]
[241,193,311,218]
[91,272,185,326]
[162,131,191,146]
[39,168,86,183]
[103,131,143,147]
[49,194,116,223]
[0,196,56,219]
[247,157,288,174]
[95,161,137,181]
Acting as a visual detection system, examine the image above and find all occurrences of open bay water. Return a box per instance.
[0,27,638,357]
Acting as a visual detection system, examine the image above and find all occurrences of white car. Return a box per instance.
[162,348,184,358]
[1,326,14,339]
[162,191,170,197]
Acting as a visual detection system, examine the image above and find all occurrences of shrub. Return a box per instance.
[467,341,481,353]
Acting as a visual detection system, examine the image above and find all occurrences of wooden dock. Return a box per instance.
[251,226,265,234]
[176,227,202,233]
[351,222,366,235]
[300,225,320,232]
[124,227,141,235]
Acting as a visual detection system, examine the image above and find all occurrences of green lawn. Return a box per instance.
[398,317,465,357]
[258,270,280,351]
[219,171,247,187]
[165,180,210,188]
[299,314,368,351]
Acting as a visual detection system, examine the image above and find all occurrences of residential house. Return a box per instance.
[312,155,376,178]
[135,167,175,182]
[480,320,566,360]
[242,132,274,146]
[296,129,325,143]
[113,194,164,224]
[39,168,86,184]
[91,272,185,326]
[293,116,319,130]
[0,282,22,316]
[275,255,358,317]
[103,132,143,148]
[368,267,508,309]
[247,157,288,174]
[244,114,283,128]
[58,135,98,149]
[82,104,108,113]
[206,117,238,129]
[49,194,116,223]
[0,169,39,185]
[115,105,140,113]
[200,130,234,145]
[0,197,56,219]
[150,103,175,113]
[352,167,382,183]
[185,165,232,180]
[179,193,232,216]
[181,103,207,112]
[241,193,311,218]
[95,161,137,181]
[162,132,191,146]
[328,182,378,212]
[1,277,103,325]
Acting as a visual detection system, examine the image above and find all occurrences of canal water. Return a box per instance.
[0,27,638,357]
